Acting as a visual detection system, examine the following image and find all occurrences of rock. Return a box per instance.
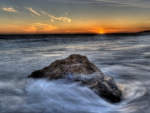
[28,54,122,103]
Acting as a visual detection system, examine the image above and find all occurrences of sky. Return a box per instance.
[0,0,150,34]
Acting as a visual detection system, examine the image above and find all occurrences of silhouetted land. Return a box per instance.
[0,30,150,39]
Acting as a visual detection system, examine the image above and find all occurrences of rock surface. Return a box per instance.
[28,54,122,102]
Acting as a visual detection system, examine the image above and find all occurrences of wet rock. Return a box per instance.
[28,54,122,103]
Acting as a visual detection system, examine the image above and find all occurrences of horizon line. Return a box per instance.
[0,30,150,36]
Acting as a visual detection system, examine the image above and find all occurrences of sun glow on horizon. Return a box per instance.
[99,29,105,34]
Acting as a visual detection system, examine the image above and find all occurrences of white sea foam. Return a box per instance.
[0,79,115,113]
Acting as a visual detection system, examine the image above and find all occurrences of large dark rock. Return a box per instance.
[28,54,122,103]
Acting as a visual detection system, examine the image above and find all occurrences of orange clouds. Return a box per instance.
[2,7,17,12]
[0,23,57,34]
[25,26,37,32]
[22,23,57,33]
[34,23,57,31]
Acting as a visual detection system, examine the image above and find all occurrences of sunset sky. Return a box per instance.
[0,0,150,34]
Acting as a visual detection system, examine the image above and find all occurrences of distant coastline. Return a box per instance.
[0,30,150,39]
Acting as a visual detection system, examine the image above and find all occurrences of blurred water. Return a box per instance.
[0,35,150,113]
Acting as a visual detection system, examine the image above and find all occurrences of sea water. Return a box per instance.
[0,35,150,113]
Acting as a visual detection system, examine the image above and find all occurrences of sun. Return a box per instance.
[99,29,105,34]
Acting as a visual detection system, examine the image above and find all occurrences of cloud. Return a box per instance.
[0,24,36,33]
[45,0,150,8]
[3,23,57,32]
[23,25,37,31]
[41,11,71,23]
[2,7,17,12]
[94,0,150,8]
[42,25,57,31]
[27,7,40,16]
[20,23,57,32]
[34,23,57,31]
[51,19,54,22]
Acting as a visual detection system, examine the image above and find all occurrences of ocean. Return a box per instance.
[0,34,150,113]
